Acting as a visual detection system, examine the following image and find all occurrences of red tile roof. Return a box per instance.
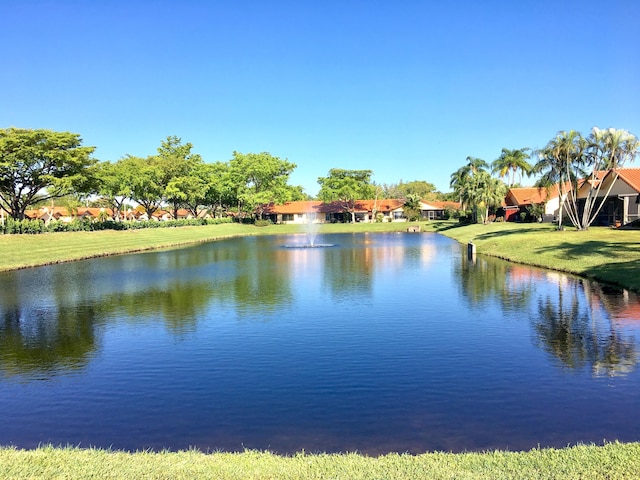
[423,200,461,210]
[262,201,324,215]
[505,186,559,206]
[262,199,406,215]
[615,168,640,192]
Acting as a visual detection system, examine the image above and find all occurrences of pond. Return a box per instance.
[1,232,640,454]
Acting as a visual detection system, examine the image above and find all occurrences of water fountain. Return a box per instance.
[283,215,334,248]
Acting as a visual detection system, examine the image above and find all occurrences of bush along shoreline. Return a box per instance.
[0,216,234,234]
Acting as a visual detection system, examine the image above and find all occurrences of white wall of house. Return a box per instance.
[280,212,325,224]
[389,207,407,222]
[542,195,561,221]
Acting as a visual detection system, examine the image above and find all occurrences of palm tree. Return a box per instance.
[403,193,422,221]
[580,127,640,228]
[449,166,471,211]
[474,172,507,224]
[491,148,532,187]
[449,156,489,214]
[533,130,586,229]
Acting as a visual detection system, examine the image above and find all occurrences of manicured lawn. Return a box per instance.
[1,443,639,480]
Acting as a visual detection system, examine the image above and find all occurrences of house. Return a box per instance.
[504,168,640,226]
[576,168,640,227]
[262,199,407,224]
[503,185,563,222]
[419,200,460,220]
[346,199,406,222]
[262,201,326,224]
[24,206,115,224]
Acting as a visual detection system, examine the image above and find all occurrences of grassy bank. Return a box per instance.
[1,443,639,480]
[428,221,640,292]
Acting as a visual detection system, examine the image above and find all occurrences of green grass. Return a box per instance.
[1,443,639,480]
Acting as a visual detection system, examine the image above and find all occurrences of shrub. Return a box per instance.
[1,215,234,235]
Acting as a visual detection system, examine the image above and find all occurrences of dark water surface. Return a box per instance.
[1,232,639,454]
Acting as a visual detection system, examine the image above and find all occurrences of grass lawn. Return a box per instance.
[1,442,639,480]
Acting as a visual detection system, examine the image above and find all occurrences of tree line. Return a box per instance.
[0,129,309,221]
[0,127,444,222]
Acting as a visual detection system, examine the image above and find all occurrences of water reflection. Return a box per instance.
[533,278,638,377]
[2,233,640,453]
[456,252,535,312]
[0,304,99,379]
[1,235,639,382]
[457,248,639,376]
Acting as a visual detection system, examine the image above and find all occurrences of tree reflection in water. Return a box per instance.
[534,276,638,377]
[458,248,639,377]
[0,304,99,379]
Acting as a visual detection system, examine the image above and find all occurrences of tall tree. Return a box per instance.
[203,161,236,218]
[96,160,133,221]
[533,130,586,230]
[449,156,490,222]
[579,127,639,229]
[491,148,532,187]
[534,128,638,230]
[156,136,203,219]
[123,155,166,218]
[229,151,302,219]
[317,169,375,223]
[0,128,97,219]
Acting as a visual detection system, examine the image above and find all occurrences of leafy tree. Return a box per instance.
[123,155,166,218]
[473,172,507,224]
[96,160,134,221]
[317,168,375,223]
[385,180,438,199]
[165,161,212,218]
[0,128,97,220]
[203,161,236,217]
[491,148,532,187]
[229,151,302,219]
[156,136,203,219]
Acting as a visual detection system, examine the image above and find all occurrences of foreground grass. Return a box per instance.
[428,221,640,292]
[1,443,639,480]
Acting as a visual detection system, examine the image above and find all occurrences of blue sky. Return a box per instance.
[2,0,639,196]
